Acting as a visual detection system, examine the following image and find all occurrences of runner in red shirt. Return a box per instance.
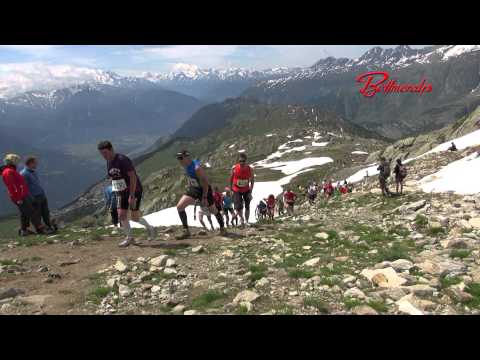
[230,152,255,227]
[213,186,224,213]
[283,189,297,216]
[264,194,276,220]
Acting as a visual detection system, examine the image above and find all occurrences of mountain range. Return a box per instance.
[3,44,480,217]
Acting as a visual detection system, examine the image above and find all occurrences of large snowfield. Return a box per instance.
[419,153,480,195]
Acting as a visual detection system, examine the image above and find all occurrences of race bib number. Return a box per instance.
[112,179,127,192]
[236,179,249,187]
[187,177,200,188]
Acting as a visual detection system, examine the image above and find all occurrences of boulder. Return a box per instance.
[396,296,424,315]
[351,305,378,315]
[118,284,132,297]
[233,290,260,304]
[303,257,321,267]
[315,232,329,240]
[150,255,169,267]
[114,259,128,273]
[344,287,366,299]
[361,267,407,288]
[0,287,25,300]
[192,245,205,253]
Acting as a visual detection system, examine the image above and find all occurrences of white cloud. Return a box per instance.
[0,62,108,97]
[134,45,240,69]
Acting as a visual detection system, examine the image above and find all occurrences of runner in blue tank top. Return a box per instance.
[175,150,225,239]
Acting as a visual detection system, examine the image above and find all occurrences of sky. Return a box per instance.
[0,45,429,96]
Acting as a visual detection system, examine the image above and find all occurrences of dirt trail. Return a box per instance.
[0,230,230,314]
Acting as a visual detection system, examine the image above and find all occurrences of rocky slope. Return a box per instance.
[2,148,480,315]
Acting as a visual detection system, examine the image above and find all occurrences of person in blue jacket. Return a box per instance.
[20,156,56,232]
[104,185,119,226]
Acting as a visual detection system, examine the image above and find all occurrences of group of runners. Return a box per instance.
[1,140,410,247]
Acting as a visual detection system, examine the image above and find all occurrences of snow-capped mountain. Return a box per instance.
[141,65,297,101]
[258,45,480,89]
[143,64,294,83]
[244,45,480,139]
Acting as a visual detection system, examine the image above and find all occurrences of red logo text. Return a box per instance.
[356,71,433,98]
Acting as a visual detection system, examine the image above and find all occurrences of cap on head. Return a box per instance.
[238,153,247,162]
[3,154,21,166]
[176,150,191,160]
[97,140,113,151]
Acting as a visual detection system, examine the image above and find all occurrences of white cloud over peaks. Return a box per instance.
[135,45,240,68]
[0,63,108,98]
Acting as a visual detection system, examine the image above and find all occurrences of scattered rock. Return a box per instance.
[344,287,366,299]
[361,267,407,288]
[114,259,128,273]
[303,257,321,267]
[222,250,234,258]
[192,245,204,253]
[184,310,198,315]
[390,259,414,271]
[255,277,270,288]
[233,290,260,304]
[172,305,186,314]
[315,232,329,240]
[150,255,169,267]
[118,284,132,297]
[164,268,177,275]
[0,287,25,300]
[351,305,378,315]
[396,296,424,315]
[58,259,80,267]
[18,295,52,307]
[165,259,176,268]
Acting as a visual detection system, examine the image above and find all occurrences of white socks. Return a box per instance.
[121,219,132,239]
[138,217,155,239]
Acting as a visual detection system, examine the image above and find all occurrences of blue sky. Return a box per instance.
[0,45,429,75]
[0,45,430,97]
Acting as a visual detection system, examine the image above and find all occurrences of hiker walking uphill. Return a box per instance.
[20,156,56,232]
[276,193,284,216]
[194,201,215,232]
[393,159,407,195]
[104,185,119,227]
[175,150,226,239]
[230,152,255,227]
[222,187,237,227]
[307,182,318,204]
[377,156,392,197]
[98,141,156,247]
[283,188,297,216]
[1,154,52,236]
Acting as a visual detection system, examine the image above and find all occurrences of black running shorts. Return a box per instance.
[117,191,143,211]
[185,185,214,206]
[233,191,252,210]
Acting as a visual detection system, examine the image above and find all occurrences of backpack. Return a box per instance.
[399,165,407,179]
[382,162,391,178]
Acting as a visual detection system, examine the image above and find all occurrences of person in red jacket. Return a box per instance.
[230,153,255,227]
[283,189,297,216]
[1,154,49,236]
